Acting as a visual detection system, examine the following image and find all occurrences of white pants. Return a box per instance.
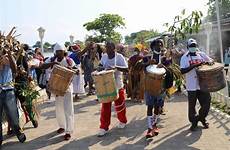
[72,65,85,94]
[55,91,74,134]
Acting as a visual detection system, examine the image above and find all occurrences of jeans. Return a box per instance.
[0,89,21,141]
[187,90,211,123]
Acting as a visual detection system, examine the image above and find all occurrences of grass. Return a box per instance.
[211,99,230,115]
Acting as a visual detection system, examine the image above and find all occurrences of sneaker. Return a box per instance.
[57,128,65,134]
[117,122,126,129]
[32,120,38,128]
[189,121,198,131]
[200,121,209,129]
[152,125,159,136]
[17,132,26,143]
[146,128,154,139]
[64,134,71,141]
[97,129,108,137]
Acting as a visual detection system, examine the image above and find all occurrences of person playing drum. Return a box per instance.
[141,39,172,139]
[97,41,128,137]
[180,38,213,131]
[41,43,76,140]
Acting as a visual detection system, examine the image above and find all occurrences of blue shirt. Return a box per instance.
[0,65,13,90]
[69,52,81,65]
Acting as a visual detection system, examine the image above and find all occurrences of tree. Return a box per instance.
[43,42,52,50]
[125,29,159,45]
[207,0,230,21]
[164,9,203,41]
[64,41,71,47]
[33,41,41,48]
[83,13,125,43]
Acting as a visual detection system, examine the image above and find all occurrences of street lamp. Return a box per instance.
[37,27,45,53]
[204,22,212,55]
[69,35,74,45]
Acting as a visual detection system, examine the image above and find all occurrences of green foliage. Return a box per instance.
[64,41,71,47]
[125,29,159,44]
[19,82,40,106]
[83,13,125,43]
[33,41,41,48]
[43,42,52,49]
[207,0,230,21]
[164,9,203,40]
[211,99,230,115]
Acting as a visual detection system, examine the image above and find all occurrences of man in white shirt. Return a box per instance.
[97,41,128,137]
[41,43,75,140]
[180,38,213,131]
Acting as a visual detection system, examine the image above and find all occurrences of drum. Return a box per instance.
[145,65,166,96]
[48,65,75,96]
[197,62,226,92]
[92,70,118,103]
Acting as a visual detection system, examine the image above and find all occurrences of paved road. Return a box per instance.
[2,94,230,150]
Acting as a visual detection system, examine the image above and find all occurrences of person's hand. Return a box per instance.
[205,61,214,66]
[149,59,157,65]
[191,62,202,68]
[52,62,60,66]
[157,63,164,68]
[106,66,116,71]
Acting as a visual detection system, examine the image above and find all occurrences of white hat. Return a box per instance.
[53,43,66,53]
[187,38,197,47]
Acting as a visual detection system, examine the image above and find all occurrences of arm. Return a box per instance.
[180,63,201,74]
[40,62,58,69]
[116,67,128,73]
[6,51,17,75]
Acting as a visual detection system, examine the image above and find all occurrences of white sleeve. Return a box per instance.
[200,52,213,62]
[117,54,128,68]
[180,56,189,69]
[100,54,106,66]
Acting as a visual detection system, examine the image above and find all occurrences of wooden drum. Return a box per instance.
[197,62,226,92]
[48,65,75,96]
[92,70,118,103]
[145,65,166,96]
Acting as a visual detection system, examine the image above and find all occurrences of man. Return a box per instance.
[0,49,26,146]
[180,38,213,131]
[128,46,144,102]
[143,39,167,138]
[97,41,128,137]
[41,43,76,140]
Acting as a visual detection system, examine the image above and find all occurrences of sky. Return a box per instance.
[0,0,209,45]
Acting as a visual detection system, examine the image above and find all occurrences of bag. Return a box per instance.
[38,71,47,89]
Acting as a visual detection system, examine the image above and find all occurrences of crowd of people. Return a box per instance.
[0,37,214,145]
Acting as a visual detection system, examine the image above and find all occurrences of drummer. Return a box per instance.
[41,43,76,140]
[97,41,128,137]
[180,38,213,131]
[142,39,169,138]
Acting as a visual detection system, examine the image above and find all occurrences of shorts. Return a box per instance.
[144,92,165,107]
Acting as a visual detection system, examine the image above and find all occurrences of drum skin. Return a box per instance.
[197,62,226,92]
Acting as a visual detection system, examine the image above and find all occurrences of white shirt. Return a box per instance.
[180,51,212,91]
[100,53,128,89]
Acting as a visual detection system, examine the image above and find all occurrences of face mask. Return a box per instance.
[188,47,197,53]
